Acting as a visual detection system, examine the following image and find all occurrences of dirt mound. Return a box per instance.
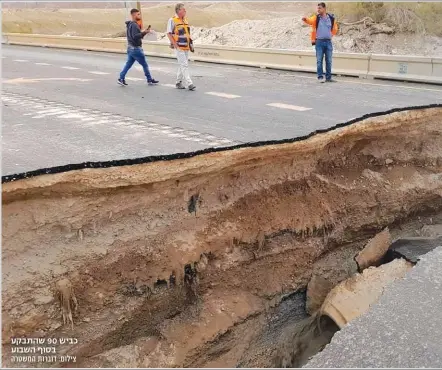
[157,17,310,49]
[2,106,442,367]
[156,16,442,56]
[3,3,442,55]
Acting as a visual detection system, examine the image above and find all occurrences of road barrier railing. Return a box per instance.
[3,33,441,84]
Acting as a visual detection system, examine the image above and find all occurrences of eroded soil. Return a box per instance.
[2,107,442,367]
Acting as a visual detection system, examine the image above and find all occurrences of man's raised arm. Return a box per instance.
[302,15,316,25]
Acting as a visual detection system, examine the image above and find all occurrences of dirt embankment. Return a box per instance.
[2,107,442,367]
[3,2,442,56]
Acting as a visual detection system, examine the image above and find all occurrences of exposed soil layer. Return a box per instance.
[2,107,442,367]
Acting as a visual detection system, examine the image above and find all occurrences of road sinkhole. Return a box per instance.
[2,106,441,367]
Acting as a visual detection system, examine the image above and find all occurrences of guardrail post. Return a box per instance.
[366,54,374,80]
[431,58,434,79]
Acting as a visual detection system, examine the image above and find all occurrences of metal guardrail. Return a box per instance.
[3,33,442,84]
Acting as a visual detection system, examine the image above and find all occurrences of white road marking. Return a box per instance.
[88,71,110,75]
[4,77,91,84]
[32,110,69,118]
[32,111,69,119]
[186,131,201,136]
[36,109,62,114]
[266,103,312,111]
[92,119,111,124]
[126,77,144,81]
[13,59,28,62]
[218,139,234,144]
[161,83,176,88]
[205,92,241,99]
[184,137,203,142]
[2,91,243,147]
[35,62,51,66]
[61,66,80,70]
[59,113,85,119]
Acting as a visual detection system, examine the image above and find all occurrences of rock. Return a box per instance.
[385,158,393,165]
[362,169,384,183]
[369,23,395,35]
[89,344,141,368]
[355,228,392,271]
[83,317,91,323]
[49,322,62,331]
[34,295,54,305]
[420,224,442,238]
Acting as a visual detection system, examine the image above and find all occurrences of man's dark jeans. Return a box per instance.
[119,46,153,81]
[315,39,333,80]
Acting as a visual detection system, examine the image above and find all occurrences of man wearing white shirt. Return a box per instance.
[167,3,196,91]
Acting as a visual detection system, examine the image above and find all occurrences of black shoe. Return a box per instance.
[188,84,196,91]
[176,82,185,89]
[117,78,128,86]
[148,79,159,85]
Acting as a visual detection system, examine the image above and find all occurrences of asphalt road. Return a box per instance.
[306,246,442,368]
[2,44,442,175]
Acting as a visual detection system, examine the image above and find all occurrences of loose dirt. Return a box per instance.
[2,106,442,367]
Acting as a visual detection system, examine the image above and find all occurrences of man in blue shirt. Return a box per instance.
[303,2,338,83]
[118,8,159,86]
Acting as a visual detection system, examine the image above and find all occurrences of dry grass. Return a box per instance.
[329,2,442,36]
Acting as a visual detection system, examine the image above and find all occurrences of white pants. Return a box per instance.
[175,49,193,87]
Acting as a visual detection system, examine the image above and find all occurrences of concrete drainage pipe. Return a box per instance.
[319,258,413,329]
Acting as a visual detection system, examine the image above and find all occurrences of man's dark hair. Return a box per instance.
[130,8,139,15]
[318,2,326,8]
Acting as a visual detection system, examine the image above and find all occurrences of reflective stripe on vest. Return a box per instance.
[172,16,190,50]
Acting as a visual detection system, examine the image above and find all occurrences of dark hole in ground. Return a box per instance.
[154,279,168,291]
